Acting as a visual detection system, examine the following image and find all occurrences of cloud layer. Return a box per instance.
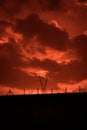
[0,0,87,93]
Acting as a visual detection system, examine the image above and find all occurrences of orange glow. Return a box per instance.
[0,36,8,44]
[0,27,23,45]
[76,1,87,7]
[5,27,23,43]
[45,48,78,64]
[0,0,87,95]
[20,67,48,78]
[49,20,63,30]
[57,80,87,93]
[1,80,87,95]
[84,30,87,36]
[20,42,78,65]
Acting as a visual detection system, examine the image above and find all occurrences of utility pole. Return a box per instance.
[37,88,39,94]
[24,88,26,95]
[51,88,53,94]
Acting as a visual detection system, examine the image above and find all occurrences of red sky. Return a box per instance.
[0,0,87,95]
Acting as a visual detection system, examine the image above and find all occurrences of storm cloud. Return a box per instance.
[0,0,87,93]
[15,13,69,51]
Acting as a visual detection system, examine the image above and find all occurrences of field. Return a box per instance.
[0,93,87,128]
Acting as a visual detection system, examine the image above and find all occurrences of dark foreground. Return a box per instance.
[0,93,87,129]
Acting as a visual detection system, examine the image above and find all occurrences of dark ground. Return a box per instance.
[0,93,87,129]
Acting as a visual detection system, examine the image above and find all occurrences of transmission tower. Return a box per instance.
[39,76,48,94]
[65,87,67,93]
[79,86,81,92]
[7,88,14,96]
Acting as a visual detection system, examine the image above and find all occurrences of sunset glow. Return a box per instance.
[21,67,48,78]
[0,0,87,95]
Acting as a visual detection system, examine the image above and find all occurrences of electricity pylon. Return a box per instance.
[7,88,14,96]
[39,76,48,94]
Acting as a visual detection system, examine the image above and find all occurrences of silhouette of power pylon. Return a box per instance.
[39,76,48,93]
[7,88,14,96]
[65,87,67,93]
[79,86,81,92]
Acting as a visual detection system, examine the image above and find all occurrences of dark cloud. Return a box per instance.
[36,0,66,12]
[0,20,8,35]
[78,0,87,2]
[33,0,76,13]
[0,0,29,15]
[71,34,87,63]
[0,39,21,82]
[54,34,87,83]
[0,0,86,38]
[0,34,87,89]
[54,61,87,84]
[0,0,87,92]
[0,39,40,89]
[42,0,61,11]
[0,0,74,15]
[66,0,87,37]
[15,13,69,51]
[0,38,22,65]
[71,34,87,79]
[29,58,62,73]
[0,39,60,89]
